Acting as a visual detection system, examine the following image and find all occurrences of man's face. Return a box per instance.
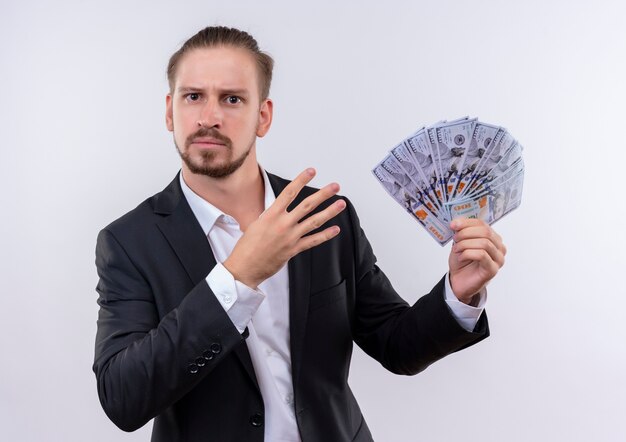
[166,46,273,178]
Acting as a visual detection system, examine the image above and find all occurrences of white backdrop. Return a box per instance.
[2,1,625,441]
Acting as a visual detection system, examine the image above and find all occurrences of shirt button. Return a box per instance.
[266,348,273,356]
[223,295,232,303]
[285,394,293,404]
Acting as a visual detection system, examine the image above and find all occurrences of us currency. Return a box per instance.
[465,141,523,198]
[500,165,524,219]
[472,157,524,197]
[409,198,454,245]
[448,160,524,223]
[454,121,501,200]
[484,161,524,221]
[405,128,445,207]
[435,118,477,203]
[372,164,454,244]
[373,117,523,245]
[460,128,507,198]
[428,117,470,202]
[426,126,448,202]
[390,143,441,215]
[378,155,423,205]
[464,129,517,197]
[446,196,493,224]
[372,163,414,212]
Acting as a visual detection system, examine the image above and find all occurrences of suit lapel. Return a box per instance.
[267,173,311,388]
[154,172,260,393]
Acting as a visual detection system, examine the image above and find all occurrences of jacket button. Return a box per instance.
[249,412,264,427]
[202,350,214,361]
[188,363,199,374]
[195,357,206,367]
[210,343,222,354]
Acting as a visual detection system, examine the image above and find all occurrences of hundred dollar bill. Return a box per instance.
[435,118,477,204]
[466,129,517,196]
[378,155,423,205]
[373,116,523,245]
[409,198,454,245]
[484,162,524,222]
[426,118,469,203]
[372,163,415,212]
[425,125,448,202]
[372,164,454,245]
[390,143,441,215]
[454,121,501,200]
[446,195,493,224]
[404,128,443,208]
[477,157,524,196]
[461,128,507,198]
[500,165,524,219]
[450,159,524,223]
[405,128,445,207]
[465,141,523,198]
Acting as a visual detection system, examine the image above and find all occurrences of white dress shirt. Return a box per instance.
[179,168,485,442]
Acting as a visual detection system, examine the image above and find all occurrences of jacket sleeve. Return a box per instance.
[93,228,246,432]
[345,198,490,376]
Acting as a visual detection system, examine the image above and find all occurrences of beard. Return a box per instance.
[175,126,253,178]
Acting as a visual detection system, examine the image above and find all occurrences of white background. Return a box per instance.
[2,1,625,441]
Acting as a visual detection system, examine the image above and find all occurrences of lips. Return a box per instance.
[186,128,232,150]
[191,138,226,147]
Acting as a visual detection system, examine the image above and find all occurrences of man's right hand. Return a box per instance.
[223,168,346,289]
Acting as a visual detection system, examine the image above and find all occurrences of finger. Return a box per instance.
[271,168,316,213]
[296,198,346,236]
[450,217,488,231]
[457,249,500,278]
[453,225,505,253]
[292,225,341,255]
[289,182,341,221]
[453,238,505,267]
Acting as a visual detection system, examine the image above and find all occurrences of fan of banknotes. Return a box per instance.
[372,117,524,246]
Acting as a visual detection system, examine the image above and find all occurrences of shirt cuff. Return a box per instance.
[443,273,487,332]
[206,263,265,334]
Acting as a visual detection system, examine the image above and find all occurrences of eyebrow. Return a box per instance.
[176,86,250,97]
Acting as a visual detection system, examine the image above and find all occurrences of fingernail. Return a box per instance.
[306,168,315,176]
[450,220,458,229]
[336,199,346,208]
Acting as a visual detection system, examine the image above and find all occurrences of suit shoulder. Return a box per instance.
[100,196,157,236]
[266,171,348,205]
[99,173,181,236]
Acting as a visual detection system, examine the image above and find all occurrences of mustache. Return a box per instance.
[185,127,233,149]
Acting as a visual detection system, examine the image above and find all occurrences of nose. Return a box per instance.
[197,97,223,128]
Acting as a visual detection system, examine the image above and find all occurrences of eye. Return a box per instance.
[185,93,201,102]
[225,96,242,104]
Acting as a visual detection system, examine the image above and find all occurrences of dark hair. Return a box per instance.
[167,26,274,100]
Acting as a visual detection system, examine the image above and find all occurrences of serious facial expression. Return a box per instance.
[166,46,272,178]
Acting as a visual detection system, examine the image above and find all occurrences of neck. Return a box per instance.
[181,152,265,231]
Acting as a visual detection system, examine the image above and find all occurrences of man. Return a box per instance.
[94,26,506,442]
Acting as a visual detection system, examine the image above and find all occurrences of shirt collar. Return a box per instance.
[179,166,276,235]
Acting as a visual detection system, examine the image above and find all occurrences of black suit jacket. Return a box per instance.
[93,171,489,442]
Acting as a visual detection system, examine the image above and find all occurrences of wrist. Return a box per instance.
[223,257,260,289]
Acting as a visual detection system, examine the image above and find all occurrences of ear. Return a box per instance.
[256,98,273,137]
[165,93,174,132]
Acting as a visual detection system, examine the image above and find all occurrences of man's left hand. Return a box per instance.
[448,218,507,305]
